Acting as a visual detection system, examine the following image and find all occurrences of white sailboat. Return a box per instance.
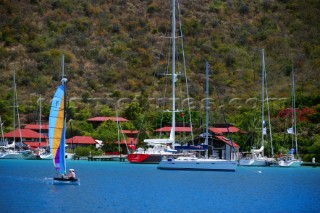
[39,149,53,160]
[38,95,52,160]
[22,98,41,159]
[0,67,22,159]
[157,56,237,171]
[239,49,274,166]
[0,116,7,146]
[127,0,186,164]
[0,116,9,156]
[278,63,302,167]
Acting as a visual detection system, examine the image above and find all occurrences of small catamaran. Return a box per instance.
[49,55,79,184]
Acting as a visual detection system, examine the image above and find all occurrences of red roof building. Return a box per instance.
[2,129,48,148]
[154,126,192,132]
[24,124,49,137]
[24,124,49,131]
[215,135,240,148]
[121,130,138,134]
[66,136,96,147]
[3,129,47,139]
[24,142,48,148]
[120,130,139,138]
[208,127,240,135]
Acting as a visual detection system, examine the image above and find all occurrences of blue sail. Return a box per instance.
[48,85,66,175]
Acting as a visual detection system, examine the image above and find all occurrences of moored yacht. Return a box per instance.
[276,63,302,168]
[158,60,237,171]
[128,0,193,164]
[239,146,274,166]
[0,145,22,159]
[277,153,302,167]
[21,149,40,160]
[158,155,237,171]
[239,49,275,166]
[127,143,177,163]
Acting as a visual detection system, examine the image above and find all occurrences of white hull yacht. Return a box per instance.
[158,155,237,171]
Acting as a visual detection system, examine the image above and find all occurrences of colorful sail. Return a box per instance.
[49,85,66,175]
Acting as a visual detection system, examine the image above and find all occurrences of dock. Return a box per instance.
[87,155,127,162]
[302,162,320,167]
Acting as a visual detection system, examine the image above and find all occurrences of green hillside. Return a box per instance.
[0,0,319,159]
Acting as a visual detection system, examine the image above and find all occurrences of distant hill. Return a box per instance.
[0,0,319,115]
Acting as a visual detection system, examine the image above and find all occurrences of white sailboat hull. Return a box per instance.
[21,150,40,160]
[0,150,22,159]
[278,160,301,167]
[239,157,269,166]
[40,153,52,160]
[277,155,302,167]
[158,157,237,171]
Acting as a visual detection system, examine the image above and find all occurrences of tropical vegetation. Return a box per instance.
[0,0,319,161]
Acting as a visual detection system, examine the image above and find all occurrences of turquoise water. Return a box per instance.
[0,159,319,213]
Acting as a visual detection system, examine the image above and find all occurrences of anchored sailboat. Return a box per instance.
[239,49,275,166]
[278,63,302,167]
[157,60,237,171]
[21,96,52,160]
[127,0,186,164]
[0,67,23,159]
[49,55,79,184]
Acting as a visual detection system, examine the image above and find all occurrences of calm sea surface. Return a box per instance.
[0,159,319,213]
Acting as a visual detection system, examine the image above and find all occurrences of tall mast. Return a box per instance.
[61,54,67,117]
[39,95,42,148]
[0,116,4,143]
[292,63,298,156]
[12,66,16,145]
[12,64,22,149]
[170,0,176,148]
[12,65,22,148]
[205,61,209,158]
[61,54,67,173]
[264,51,273,157]
[116,110,120,154]
[261,49,265,157]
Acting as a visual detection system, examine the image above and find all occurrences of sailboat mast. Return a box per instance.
[292,63,298,156]
[12,66,16,146]
[170,0,176,149]
[12,66,22,149]
[61,54,67,173]
[0,116,4,143]
[205,61,209,158]
[39,95,42,148]
[261,49,265,157]
[116,110,120,154]
[263,51,274,157]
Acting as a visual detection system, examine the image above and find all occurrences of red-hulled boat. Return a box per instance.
[127,144,176,164]
[127,153,162,164]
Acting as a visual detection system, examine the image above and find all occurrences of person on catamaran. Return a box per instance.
[67,169,76,179]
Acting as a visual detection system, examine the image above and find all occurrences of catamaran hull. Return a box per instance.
[53,177,80,185]
[158,160,237,171]
[127,154,162,164]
